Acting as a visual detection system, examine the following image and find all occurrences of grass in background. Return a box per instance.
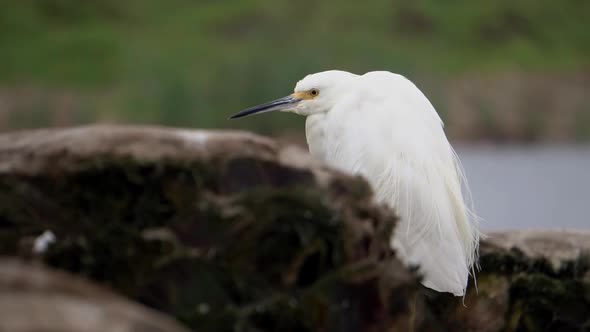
[0,0,588,136]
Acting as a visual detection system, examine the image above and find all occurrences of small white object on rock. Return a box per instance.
[197,303,210,315]
[33,230,56,254]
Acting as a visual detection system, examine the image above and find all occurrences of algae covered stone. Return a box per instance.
[0,125,419,331]
[1,125,588,332]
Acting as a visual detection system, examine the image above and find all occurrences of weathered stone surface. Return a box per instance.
[432,230,590,332]
[0,125,336,184]
[0,125,588,332]
[483,229,590,270]
[0,125,422,331]
[0,258,191,332]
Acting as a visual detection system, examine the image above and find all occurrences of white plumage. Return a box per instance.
[230,70,480,296]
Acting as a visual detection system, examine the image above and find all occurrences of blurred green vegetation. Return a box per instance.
[0,0,589,135]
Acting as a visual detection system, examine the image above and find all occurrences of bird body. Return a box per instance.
[230,70,480,296]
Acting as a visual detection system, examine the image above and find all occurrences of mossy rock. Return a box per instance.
[0,125,422,331]
[431,230,590,332]
[1,125,588,331]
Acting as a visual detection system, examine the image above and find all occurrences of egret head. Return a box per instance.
[229,70,357,119]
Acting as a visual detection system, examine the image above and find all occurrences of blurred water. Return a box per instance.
[456,144,590,230]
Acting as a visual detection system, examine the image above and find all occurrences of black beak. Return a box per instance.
[229,95,301,119]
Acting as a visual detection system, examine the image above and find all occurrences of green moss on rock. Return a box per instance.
[1,126,589,332]
[0,137,414,331]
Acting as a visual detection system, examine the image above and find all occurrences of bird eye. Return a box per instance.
[310,89,319,97]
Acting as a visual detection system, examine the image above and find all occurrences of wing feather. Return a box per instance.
[308,72,479,296]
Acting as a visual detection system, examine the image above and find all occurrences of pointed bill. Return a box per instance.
[229,95,301,119]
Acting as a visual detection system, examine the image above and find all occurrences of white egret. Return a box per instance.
[230,70,480,296]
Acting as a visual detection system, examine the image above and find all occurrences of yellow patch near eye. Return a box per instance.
[292,90,318,100]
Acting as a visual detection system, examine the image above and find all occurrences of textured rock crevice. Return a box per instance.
[0,125,418,331]
[0,125,588,332]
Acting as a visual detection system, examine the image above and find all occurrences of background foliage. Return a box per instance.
[1,0,588,139]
